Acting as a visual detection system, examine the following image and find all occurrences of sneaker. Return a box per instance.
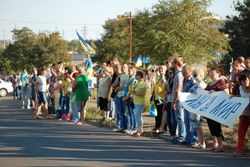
[190,143,199,148]
[130,130,137,135]
[172,138,184,144]
[22,106,25,109]
[112,128,120,132]
[124,129,132,134]
[76,121,83,125]
[112,128,123,132]
[179,141,189,145]
[201,144,206,149]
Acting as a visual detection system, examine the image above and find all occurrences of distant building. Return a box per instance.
[68,51,87,65]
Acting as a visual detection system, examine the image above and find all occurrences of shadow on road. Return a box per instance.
[0,96,249,167]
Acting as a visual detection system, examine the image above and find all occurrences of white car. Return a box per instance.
[0,79,14,97]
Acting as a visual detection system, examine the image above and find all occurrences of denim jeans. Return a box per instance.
[174,101,186,141]
[124,103,136,131]
[133,104,144,130]
[61,95,70,114]
[184,109,197,144]
[166,102,177,136]
[115,96,126,129]
[71,101,79,122]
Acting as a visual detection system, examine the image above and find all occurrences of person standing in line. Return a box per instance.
[72,66,89,125]
[151,65,167,133]
[171,57,186,144]
[182,65,197,146]
[97,67,112,123]
[189,69,207,149]
[234,72,250,156]
[159,67,176,137]
[22,82,31,109]
[12,75,19,99]
[113,64,129,132]
[131,70,147,137]
[205,68,229,152]
[59,72,72,121]
[70,66,80,123]
[110,63,120,120]
[123,66,137,135]
[34,67,49,119]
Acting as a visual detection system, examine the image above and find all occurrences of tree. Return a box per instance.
[222,0,250,58]
[1,27,37,71]
[67,40,81,52]
[0,27,70,73]
[95,16,130,63]
[97,0,229,64]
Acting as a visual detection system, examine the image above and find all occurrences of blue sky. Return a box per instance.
[0,0,242,41]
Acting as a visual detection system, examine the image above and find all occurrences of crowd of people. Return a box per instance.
[3,56,250,157]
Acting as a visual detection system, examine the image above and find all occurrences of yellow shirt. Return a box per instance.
[62,78,71,96]
[133,80,147,105]
[153,75,166,99]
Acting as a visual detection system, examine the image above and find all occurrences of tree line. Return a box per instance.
[0,0,249,74]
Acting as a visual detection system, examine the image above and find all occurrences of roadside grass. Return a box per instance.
[86,106,101,120]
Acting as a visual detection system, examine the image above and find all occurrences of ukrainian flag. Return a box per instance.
[76,31,96,55]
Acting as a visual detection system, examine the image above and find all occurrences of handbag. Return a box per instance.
[111,89,117,98]
[149,103,157,117]
[124,96,134,109]
[111,76,120,98]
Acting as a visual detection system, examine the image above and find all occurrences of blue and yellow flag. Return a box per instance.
[76,31,95,77]
[76,31,96,55]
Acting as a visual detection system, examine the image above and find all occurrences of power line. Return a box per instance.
[0,19,103,26]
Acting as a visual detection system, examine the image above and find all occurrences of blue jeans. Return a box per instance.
[184,110,198,144]
[71,101,79,122]
[174,101,186,141]
[61,95,70,114]
[124,102,136,131]
[167,102,177,136]
[115,96,126,129]
[133,104,144,130]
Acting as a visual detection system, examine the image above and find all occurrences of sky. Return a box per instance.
[0,0,242,41]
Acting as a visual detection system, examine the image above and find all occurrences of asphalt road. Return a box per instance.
[0,96,249,167]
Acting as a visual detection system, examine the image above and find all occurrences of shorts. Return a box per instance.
[98,97,109,111]
[37,91,48,105]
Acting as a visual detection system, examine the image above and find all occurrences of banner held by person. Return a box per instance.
[179,88,249,127]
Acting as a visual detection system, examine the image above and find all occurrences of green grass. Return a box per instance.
[86,107,102,120]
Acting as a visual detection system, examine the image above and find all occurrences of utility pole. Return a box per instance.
[129,11,132,63]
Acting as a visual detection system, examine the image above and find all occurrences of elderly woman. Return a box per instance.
[205,68,229,152]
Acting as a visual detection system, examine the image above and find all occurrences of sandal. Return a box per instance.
[133,132,142,137]
[34,115,42,120]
